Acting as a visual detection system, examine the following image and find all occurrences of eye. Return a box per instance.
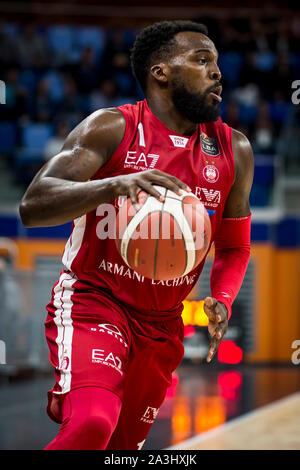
[198,57,208,64]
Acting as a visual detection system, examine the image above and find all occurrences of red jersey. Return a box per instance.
[61,99,235,319]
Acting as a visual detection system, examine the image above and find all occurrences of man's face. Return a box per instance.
[168,31,222,123]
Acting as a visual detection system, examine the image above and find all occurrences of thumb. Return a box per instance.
[204,297,218,320]
[204,296,217,309]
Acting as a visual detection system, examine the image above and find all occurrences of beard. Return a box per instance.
[170,74,221,124]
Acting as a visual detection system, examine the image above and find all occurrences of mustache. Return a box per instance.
[205,82,222,95]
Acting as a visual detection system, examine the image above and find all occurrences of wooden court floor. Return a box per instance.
[1,364,300,449]
[167,392,300,450]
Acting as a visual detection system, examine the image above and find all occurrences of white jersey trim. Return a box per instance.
[62,214,87,270]
[138,122,146,147]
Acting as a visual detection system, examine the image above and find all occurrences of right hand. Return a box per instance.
[114,169,192,206]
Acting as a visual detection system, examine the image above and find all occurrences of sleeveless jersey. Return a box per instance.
[61,99,235,319]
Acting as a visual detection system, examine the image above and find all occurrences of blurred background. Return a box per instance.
[0,0,300,450]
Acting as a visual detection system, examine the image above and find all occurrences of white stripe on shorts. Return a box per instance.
[52,271,77,394]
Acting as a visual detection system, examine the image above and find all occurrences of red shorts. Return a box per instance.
[45,270,184,449]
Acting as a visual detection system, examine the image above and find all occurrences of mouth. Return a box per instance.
[208,85,222,103]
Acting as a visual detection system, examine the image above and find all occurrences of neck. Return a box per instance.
[146,93,198,136]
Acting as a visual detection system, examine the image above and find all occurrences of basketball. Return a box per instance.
[115,185,211,280]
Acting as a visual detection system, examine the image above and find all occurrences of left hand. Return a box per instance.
[203,297,228,363]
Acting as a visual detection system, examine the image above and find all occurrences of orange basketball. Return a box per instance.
[115,185,211,280]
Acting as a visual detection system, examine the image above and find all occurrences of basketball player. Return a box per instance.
[19,21,253,450]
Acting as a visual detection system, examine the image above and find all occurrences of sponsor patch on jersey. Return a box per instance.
[200,132,220,156]
[169,135,189,148]
[195,187,221,208]
[203,164,219,183]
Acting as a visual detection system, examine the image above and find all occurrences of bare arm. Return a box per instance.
[19,108,126,227]
[19,108,190,227]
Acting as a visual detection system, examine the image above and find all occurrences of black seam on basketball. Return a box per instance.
[178,214,189,277]
[153,188,167,280]
[168,194,198,203]
[182,197,207,252]
[168,212,187,277]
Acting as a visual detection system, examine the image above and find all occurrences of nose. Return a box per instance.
[209,64,222,82]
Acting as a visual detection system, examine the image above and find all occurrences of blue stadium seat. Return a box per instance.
[239,103,258,125]
[270,101,291,125]
[0,122,16,155]
[255,52,276,72]
[253,160,274,186]
[250,156,274,206]
[218,52,244,87]
[250,183,270,206]
[291,53,300,74]
[115,72,133,96]
[75,27,105,55]
[47,25,73,54]
[3,23,20,37]
[15,123,53,167]
[19,70,38,97]
[123,29,136,48]
[44,70,65,103]
[22,123,52,151]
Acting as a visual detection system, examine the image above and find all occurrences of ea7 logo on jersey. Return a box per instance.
[195,187,221,208]
[124,151,159,171]
[92,349,123,375]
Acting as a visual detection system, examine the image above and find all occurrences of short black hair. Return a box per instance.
[130,20,209,94]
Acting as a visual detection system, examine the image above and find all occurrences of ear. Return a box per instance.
[149,63,169,85]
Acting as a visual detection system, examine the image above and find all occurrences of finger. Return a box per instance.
[128,185,139,208]
[203,296,218,322]
[128,186,141,211]
[147,175,184,196]
[138,181,165,202]
[147,171,192,195]
[152,170,192,191]
[166,174,192,193]
[204,296,217,310]
[207,319,225,338]
[214,322,227,340]
[207,319,216,333]
[215,302,228,322]
[206,336,220,363]
[204,297,227,323]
